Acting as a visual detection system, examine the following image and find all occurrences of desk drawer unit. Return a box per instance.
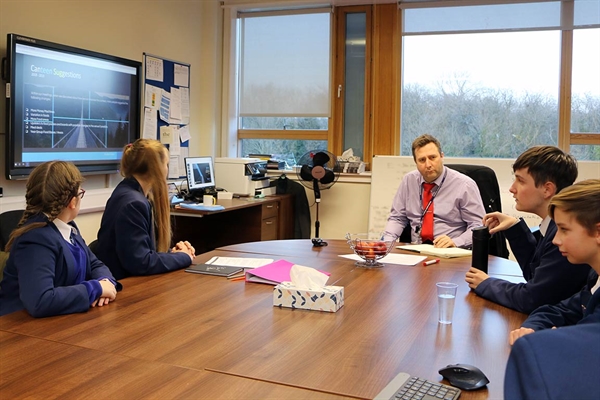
[261,202,279,240]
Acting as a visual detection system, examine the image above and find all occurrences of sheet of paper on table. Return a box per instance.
[339,253,426,266]
[205,256,274,269]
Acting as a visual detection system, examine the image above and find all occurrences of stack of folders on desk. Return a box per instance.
[188,257,331,284]
[185,264,243,277]
[245,259,330,285]
[398,244,472,258]
[187,256,274,279]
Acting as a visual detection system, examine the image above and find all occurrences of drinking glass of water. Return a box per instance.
[436,282,458,324]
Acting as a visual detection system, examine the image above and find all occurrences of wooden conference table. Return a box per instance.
[0,240,526,399]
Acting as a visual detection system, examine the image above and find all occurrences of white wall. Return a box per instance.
[1,1,598,247]
[0,0,222,242]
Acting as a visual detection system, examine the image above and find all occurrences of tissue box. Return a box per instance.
[273,282,344,313]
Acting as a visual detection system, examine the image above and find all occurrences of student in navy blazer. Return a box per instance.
[504,323,600,400]
[95,139,195,280]
[0,161,120,317]
[465,146,590,314]
[505,180,600,397]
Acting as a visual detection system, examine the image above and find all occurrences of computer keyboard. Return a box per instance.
[374,372,461,400]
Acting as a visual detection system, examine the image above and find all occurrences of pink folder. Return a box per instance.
[245,260,330,285]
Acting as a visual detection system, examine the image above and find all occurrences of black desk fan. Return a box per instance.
[296,150,340,247]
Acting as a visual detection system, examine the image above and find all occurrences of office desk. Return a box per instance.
[0,240,527,399]
[171,195,294,254]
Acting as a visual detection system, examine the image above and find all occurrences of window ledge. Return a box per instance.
[267,170,371,184]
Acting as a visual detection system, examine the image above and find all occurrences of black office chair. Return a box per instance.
[446,164,510,259]
[399,224,412,244]
[0,209,24,251]
[0,209,24,281]
[88,239,100,256]
[275,175,311,239]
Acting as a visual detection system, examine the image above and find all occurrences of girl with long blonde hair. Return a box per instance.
[95,139,194,279]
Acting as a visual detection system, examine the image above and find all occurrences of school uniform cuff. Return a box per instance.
[98,276,123,292]
[82,280,102,305]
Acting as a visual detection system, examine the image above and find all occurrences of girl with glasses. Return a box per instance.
[0,161,120,317]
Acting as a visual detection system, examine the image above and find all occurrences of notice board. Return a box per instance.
[142,53,190,178]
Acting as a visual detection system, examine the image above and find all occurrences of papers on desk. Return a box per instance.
[397,244,472,258]
[205,256,274,269]
[339,253,426,266]
[185,264,243,277]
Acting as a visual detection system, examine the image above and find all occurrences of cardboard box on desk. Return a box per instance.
[273,282,344,313]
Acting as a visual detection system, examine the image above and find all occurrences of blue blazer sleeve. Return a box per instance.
[521,291,587,330]
[474,220,590,314]
[113,197,191,278]
[522,271,600,330]
[505,218,538,278]
[504,324,600,400]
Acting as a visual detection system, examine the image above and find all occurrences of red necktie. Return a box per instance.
[421,183,435,242]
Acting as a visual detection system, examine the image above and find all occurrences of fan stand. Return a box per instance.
[311,180,328,247]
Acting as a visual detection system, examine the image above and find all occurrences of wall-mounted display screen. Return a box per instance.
[4,33,141,179]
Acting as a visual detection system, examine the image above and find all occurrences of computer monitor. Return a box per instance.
[185,156,216,195]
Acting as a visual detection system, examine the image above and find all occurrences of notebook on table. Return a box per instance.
[185,264,243,277]
[397,244,472,259]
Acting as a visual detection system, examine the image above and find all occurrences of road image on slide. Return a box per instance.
[23,82,131,151]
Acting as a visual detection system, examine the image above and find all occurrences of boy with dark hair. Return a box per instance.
[465,146,590,314]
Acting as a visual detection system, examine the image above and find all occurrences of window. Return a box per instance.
[569,11,600,160]
[402,29,561,158]
[237,10,331,163]
[400,1,599,160]
[224,1,599,163]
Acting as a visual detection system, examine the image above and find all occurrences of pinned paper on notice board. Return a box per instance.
[144,84,161,110]
[160,125,172,145]
[159,89,170,123]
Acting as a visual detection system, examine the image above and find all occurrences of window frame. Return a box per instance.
[398,0,600,155]
[230,7,333,157]
[222,0,599,160]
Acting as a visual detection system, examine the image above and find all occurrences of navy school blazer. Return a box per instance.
[504,322,600,400]
[0,215,119,317]
[95,178,192,280]
[474,218,590,314]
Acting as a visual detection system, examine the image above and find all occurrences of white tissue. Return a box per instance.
[289,264,329,290]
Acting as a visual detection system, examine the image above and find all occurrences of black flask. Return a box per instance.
[471,226,490,273]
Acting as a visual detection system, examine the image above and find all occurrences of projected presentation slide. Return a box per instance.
[14,44,138,162]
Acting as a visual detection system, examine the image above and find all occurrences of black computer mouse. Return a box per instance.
[438,363,490,390]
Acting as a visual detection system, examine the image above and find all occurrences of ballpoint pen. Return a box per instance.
[423,259,440,266]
